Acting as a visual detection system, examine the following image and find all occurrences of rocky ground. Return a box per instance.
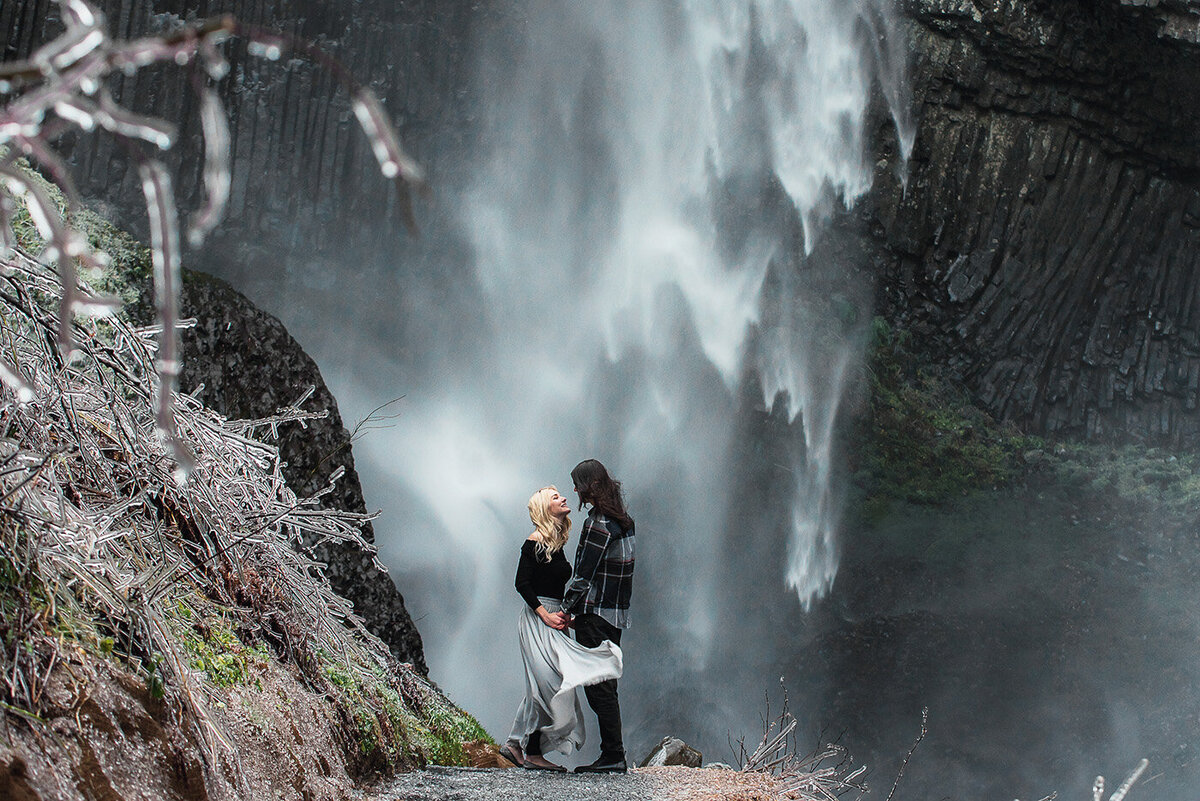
[361,766,785,801]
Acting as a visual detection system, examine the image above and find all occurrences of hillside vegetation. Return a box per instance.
[0,170,486,801]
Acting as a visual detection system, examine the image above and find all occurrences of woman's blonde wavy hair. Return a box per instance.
[528,485,571,561]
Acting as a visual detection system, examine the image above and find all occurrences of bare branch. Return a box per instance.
[883,706,928,801]
[2,0,426,482]
[1110,759,1149,801]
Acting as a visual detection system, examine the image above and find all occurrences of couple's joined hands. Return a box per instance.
[536,607,574,631]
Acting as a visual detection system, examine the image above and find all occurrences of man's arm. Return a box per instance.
[562,517,613,614]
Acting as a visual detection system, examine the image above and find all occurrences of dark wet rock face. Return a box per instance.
[807,4,1200,796]
[173,271,427,672]
[871,0,1200,446]
[0,0,479,297]
[1118,0,1200,41]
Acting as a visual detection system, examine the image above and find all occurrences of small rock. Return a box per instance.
[639,736,703,768]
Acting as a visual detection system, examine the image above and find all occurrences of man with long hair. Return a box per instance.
[562,459,636,773]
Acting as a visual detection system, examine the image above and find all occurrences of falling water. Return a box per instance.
[362,0,913,747]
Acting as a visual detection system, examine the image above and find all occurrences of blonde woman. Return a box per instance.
[500,486,623,771]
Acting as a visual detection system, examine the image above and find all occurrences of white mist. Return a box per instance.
[358,0,912,749]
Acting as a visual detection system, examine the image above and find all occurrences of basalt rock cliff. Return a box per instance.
[869,0,1200,446]
[1,0,478,298]
[10,0,1200,451]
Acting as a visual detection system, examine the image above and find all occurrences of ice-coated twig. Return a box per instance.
[137,159,192,481]
[94,89,176,150]
[187,84,230,247]
[1109,759,1148,801]
[0,160,86,353]
[2,0,425,481]
[351,88,425,185]
[0,192,16,257]
[737,680,868,801]
[884,706,928,801]
[0,247,388,776]
[0,357,33,404]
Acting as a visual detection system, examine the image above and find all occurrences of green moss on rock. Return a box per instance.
[320,652,490,771]
[855,317,1040,511]
[850,318,1200,574]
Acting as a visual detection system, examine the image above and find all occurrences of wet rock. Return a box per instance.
[639,736,703,768]
[869,0,1200,449]
[173,270,427,672]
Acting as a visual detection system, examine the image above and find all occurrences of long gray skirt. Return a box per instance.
[505,597,623,756]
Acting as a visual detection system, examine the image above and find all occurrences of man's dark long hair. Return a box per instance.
[570,459,633,531]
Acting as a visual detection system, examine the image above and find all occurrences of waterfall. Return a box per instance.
[363,0,912,744]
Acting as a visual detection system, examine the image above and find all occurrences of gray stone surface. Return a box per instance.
[368,767,659,801]
[364,766,775,801]
[1119,0,1200,42]
[639,737,703,769]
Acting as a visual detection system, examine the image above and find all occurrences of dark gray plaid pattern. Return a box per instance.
[563,512,634,629]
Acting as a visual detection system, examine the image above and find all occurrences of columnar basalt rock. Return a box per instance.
[870,0,1200,446]
[1119,0,1200,42]
[0,0,479,293]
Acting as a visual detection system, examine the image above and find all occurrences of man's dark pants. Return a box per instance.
[574,613,624,761]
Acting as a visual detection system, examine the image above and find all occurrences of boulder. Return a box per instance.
[639,737,703,768]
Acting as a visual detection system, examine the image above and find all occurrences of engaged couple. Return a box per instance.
[500,459,635,774]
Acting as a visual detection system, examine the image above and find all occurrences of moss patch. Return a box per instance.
[854,317,1041,513]
[71,207,153,306]
[1036,442,1200,517]
[1,159,152,312]
[849,318,1200,577]
[178,607,270,690]
[320,653,490,771]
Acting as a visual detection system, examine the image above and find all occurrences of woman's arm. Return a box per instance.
[514,542,544,610]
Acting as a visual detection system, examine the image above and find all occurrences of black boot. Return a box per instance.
[574,754,627,774]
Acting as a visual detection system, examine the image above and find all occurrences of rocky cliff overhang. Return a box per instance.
[872,0,1200,447]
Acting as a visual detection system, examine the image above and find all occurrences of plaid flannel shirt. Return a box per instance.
[562,511,634,629]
